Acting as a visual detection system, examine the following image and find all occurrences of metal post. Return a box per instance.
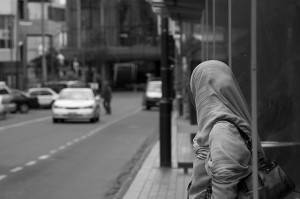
[201,9,205,61]
[76,0,81,49]
[160,16,172,168]
[228,0,232,67]
[212,0,216,59]
[15,8,20,89]
[205,0,209,60]
[251,0,259,198]
[76,0,83,80]
[41,0,47,82]
[8,19,14,86]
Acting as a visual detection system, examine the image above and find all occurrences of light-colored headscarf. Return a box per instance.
[190,60,252,153]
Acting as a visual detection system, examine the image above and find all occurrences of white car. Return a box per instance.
[0,82,17,113]
[0,96,7,120]
[142,80,162,110]
[52,88,100,123]
[27,88,58,108]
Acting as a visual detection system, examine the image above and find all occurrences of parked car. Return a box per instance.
[52,88,100,123]
[10,89,39,113]
[0,96,7,120]
[0,82,17,113]
[42,80,89,93]
[27,88,58,108]
[142,79,162,110]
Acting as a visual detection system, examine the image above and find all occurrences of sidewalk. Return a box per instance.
[122,112,197,199]
[121,112,300,199]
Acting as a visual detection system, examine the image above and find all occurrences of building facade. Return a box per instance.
[149,0,300,190]
[0,0,66,89]
[22,0,66,87]
[0,0,21,88]
[64,0,160,88]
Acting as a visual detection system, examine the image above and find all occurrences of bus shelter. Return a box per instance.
[149,0,300,198]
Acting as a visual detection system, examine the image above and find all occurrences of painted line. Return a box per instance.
[38,155,50,160]
[25,161,37,167]
[10,167,23,173]
[3,107,142,178]
[66,142,73,146]
[50,150,57,154]
[86,133,93,137]
[73,138,80,143]
[58,146,66,150]
[0,116,51,132]
[0,175,7,181]
[84,108,142,136]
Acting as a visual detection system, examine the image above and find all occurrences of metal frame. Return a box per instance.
[251,0,259,198]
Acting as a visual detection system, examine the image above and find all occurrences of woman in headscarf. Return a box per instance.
[187,60,264,199]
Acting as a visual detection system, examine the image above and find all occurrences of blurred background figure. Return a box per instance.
[101,81,112,114]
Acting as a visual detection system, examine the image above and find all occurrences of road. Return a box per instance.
[0,92,159,199]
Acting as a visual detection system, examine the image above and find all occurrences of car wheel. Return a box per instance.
[90,118,95,123]
[20,104,29,113]
[53,118,59,123]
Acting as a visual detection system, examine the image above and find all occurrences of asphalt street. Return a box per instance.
[0,92,159,199]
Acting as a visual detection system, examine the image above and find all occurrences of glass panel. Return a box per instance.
[206,0,300,196]
[256,1,300,196]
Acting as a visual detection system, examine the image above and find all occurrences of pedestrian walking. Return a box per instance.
[187,60,265,198]
[101,81,112,114]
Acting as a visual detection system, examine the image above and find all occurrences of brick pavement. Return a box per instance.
[122,142,191,199]
[122,113,197,199]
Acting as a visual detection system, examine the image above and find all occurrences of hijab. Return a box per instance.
[190,60,252,153]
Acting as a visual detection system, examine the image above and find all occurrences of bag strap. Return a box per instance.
[221,120,253,153]
[221,120,268,166]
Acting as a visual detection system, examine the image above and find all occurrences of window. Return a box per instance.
[0,15,13,48]
[29,91,40,97]
[39,90,52,95]
[48,6,65,22]
[18,0,25,20]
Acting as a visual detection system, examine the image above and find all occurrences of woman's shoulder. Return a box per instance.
[213,120,238,132]
[209,120,243,143]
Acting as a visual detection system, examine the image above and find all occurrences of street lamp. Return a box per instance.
[151,0,173,168]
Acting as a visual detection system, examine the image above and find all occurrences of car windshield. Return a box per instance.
[147,81,161,92]
[59,90,94,100]
[0,88,9,95]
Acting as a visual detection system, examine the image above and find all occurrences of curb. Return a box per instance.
[106,132,158,199]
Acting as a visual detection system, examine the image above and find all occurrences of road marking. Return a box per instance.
[10,167,23,173]
[86,133,93,137]
[0,175,7,181]
[25,161,37,166]
[50,150,57,154]
[66,142,73,146]
[73,138,80,143]
[58,146,66,150]
[85,108,142,136]
[38,155,50,160]
[3,107,142,179]
[0,116,51,132]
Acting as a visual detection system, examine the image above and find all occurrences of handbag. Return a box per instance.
[233,122,296,199]
[205,121,295,199]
